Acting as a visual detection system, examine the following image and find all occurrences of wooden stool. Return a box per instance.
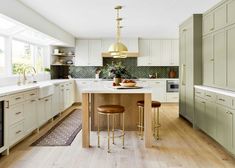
[97,105,125,153]
[137,100,161,140]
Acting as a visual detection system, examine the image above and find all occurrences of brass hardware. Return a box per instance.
[210,27,214,31]
[210,58,214,61]
[16,130,21,134]
[206,95,211,97]
[183,29,187,32]
[45,99,49,102]
[30,93,35,96]
[31,100,36,102]
[218,98,225,102]
[15,97,21,100]
[15,112,21,115]
[5,101,10,108]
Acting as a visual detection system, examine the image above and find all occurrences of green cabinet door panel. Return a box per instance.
[205,101,216,138]
[195,97,206,130]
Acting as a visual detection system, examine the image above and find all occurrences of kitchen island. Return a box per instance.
[81,86,153,148]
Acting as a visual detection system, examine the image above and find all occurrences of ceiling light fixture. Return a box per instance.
[108,5,128,58]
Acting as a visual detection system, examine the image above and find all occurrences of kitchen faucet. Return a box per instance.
[22,66,37,85]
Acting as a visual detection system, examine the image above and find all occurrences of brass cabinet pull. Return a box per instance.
[210,58,214,61]
[15,130,22,134]
[31,100,36,102]
[45,99,49,102]
[210,27,214,31]
[5,101,10,108]
[30,93,35,96]
[218,98,225,102]
[15,97,21,100]
[206,95,211,97]
[15,112,21,115]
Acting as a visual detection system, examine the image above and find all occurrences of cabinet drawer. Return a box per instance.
[216,94,233,108]
[8,93,24,106]
[195,88,205,98]
[166,93,179,102]
[9,121,25,146]
[205,91,216,102]
[9,104,24,125]
[24,90,37,100]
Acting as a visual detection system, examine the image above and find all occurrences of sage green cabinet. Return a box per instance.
[205,101,216,138]
[214,30,226,87]
[227,25,235,90]
[195,97,206,131]
[203,13,214,35]
[216,106,233,151]
[227,0,235,25]
[179,15,202,123]
[214,5,227,31]
[203,35,214,86]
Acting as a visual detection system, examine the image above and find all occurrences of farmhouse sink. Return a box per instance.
[38,82,54,99]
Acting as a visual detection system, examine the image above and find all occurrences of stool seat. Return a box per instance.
[97,105,125,114]
[137,100,161,108]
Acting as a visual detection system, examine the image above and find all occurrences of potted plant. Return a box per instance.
[104,62,130,85]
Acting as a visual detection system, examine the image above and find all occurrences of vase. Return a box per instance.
[113,77,122,85]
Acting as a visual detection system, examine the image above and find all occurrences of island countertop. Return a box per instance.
[81,86,152,94]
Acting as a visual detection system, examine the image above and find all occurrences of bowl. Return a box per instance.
[119,82,137,87]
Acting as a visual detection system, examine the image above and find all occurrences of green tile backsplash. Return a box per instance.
[68,58,178,79]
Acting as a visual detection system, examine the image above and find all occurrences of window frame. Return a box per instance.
[0,34,7,76]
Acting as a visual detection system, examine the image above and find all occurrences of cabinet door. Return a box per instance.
[137,39,150,66]
[195,97,206,130]
[89,40,102,66]
[228,0,235,25]
[214,5,227,30]
[161,40,172,66]
[37,98,47,127]
[150,40,161,66]
[216,106,233,150]
[148,81,166,102]
[214,31,226,87]
[59,84,65,111]
[52,85,60,116]
[205,101,216,138]
[171,40,179,66]
[75,40,89,66]
[203,35,214,86]
[203,13,214,35]
[45,97,52,121]
[227,26,235,90]
[24,99,37,134]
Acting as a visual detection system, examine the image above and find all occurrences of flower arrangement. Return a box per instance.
[102,61,130,78]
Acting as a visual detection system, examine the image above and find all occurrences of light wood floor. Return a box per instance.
[0,104,235,168]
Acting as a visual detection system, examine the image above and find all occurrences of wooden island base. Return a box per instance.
[91,93,146,131]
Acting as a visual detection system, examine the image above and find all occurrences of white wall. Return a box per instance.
[0,0,75,47]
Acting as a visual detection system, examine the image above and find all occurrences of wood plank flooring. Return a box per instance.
[0,104,235,168]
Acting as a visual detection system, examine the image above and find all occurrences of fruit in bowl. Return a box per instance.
[119,79,136,87]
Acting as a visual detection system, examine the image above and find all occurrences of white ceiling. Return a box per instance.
[18,0,221,39]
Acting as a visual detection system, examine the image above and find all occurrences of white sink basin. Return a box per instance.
[38,82,54,99]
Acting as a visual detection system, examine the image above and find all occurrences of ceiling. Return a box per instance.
[18,0,221,39]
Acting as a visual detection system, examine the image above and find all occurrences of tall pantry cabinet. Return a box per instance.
[179,14,202,123]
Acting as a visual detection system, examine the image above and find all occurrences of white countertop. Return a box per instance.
[81,86,152,94]
[0,79,74,97]
[194,85,235,97]
[75,78,179,81]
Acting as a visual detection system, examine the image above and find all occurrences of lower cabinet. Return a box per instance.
[195,88,235,155]
[52,84,60,117]
[37,96,52,127]
[216,106,233,151]
[24,99,37,134]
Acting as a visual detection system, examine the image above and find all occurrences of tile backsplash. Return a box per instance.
[68,58,178,79]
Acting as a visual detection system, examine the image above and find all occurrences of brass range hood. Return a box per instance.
[108,5,128,58]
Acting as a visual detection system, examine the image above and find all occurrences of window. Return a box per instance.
[12,40,45,74]
[0,36,5,74]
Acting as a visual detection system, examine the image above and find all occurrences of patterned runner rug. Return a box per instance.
[32,109,82,146]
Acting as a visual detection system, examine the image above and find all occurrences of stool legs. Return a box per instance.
[154,107,161,140]
[140,107,144,140]
[122,113,125,149]
[112,115,115,144]
[107,114,110,153]
[98,113,100,148]
[156,107,160,139]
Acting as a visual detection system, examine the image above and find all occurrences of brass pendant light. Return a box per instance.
[108,5,128,58]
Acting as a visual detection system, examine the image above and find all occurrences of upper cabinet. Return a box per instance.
[137,39,179,66]
[75,39,103,66]
[203,0,231,36]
